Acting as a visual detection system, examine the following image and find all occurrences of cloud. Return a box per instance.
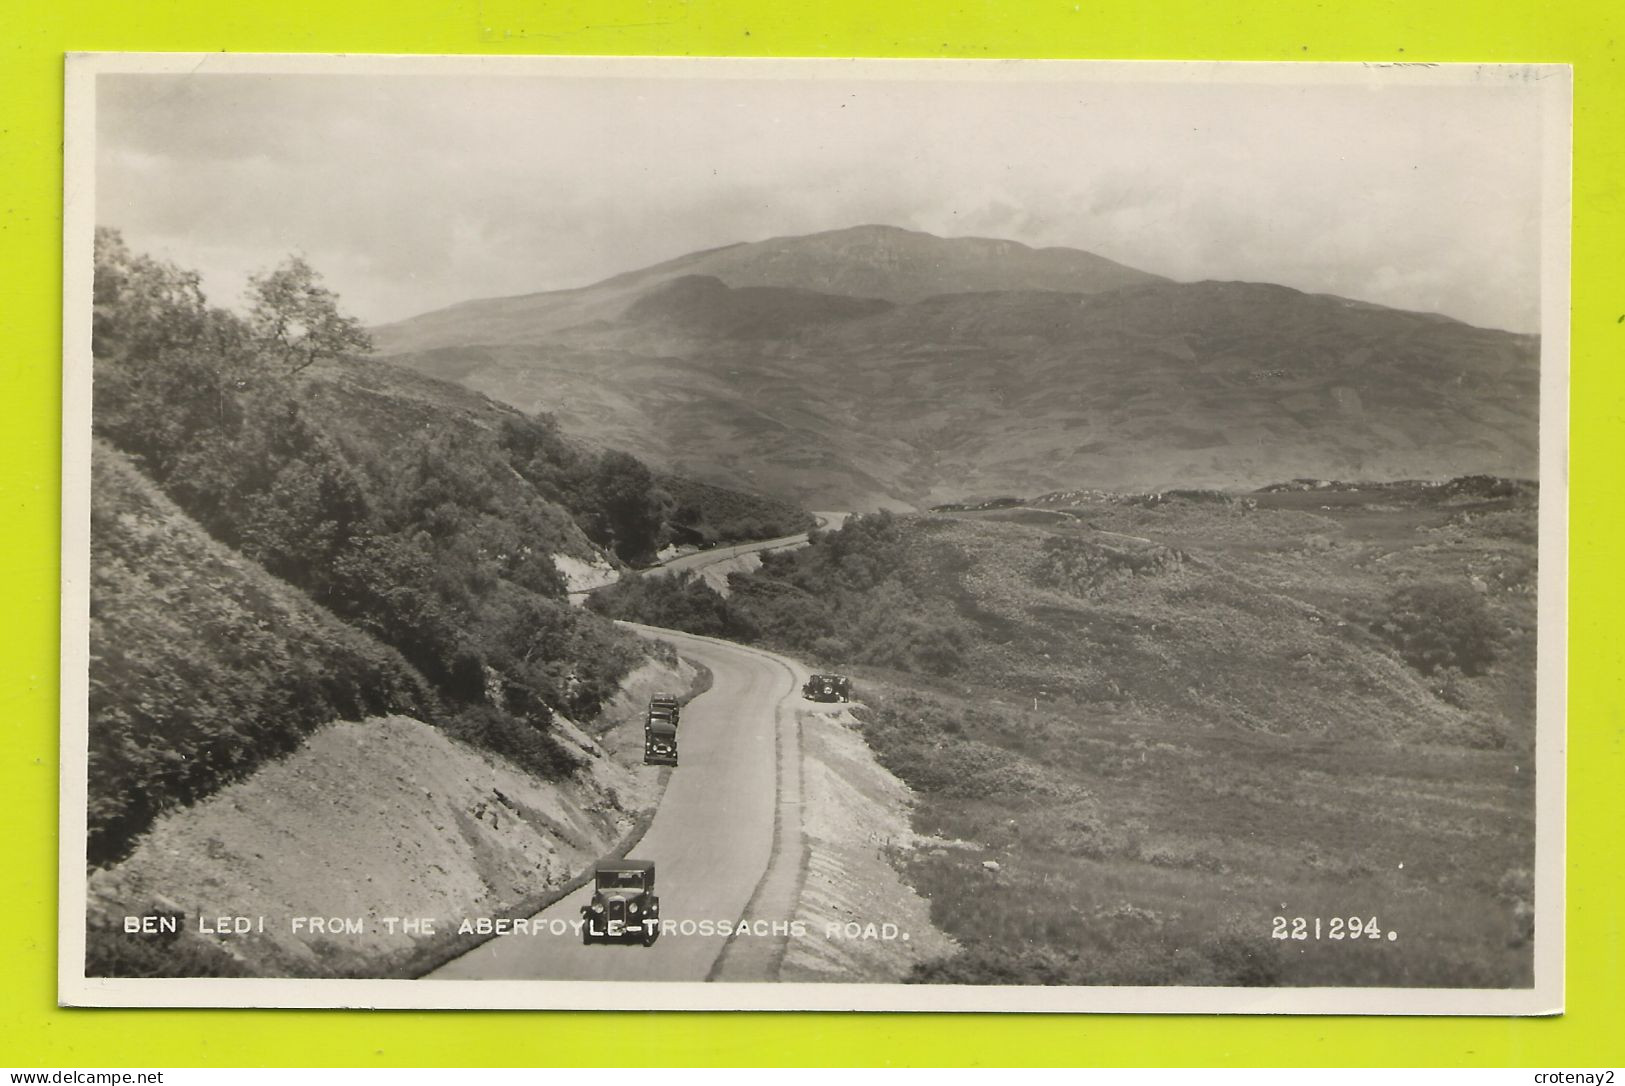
[94,66,1552,332]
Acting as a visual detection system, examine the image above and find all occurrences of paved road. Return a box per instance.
[567,512,850,603]
[429,625,804,981]
[646,510,848,576]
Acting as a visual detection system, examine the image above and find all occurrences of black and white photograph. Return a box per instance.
[59,55,1569,1013]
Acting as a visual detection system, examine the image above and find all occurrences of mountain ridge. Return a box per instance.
[373,224,1167,353]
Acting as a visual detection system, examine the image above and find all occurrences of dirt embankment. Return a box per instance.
[87,657,693,978]
[778,702,956,982]
[553,552,620,594]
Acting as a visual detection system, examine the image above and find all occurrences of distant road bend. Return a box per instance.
[652,510,845,576]
[565,511,849,603]
[428,623,806,982]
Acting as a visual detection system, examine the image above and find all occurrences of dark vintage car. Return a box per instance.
[649,692,681,726]
[644,719,679,766]
[802,673,852,703]
[581,859,660,946]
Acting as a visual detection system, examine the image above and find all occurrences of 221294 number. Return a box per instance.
[1271,916,1396,941]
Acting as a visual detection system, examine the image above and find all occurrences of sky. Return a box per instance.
[93,61,1557,332]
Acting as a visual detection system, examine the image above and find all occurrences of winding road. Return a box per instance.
[564,512,846,604]
[642,511,847,589]
[429,624,808,981]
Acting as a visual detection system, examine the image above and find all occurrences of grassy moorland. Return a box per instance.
[590,480,1538,986]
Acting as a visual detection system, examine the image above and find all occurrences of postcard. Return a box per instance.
[60,54,1569,1012]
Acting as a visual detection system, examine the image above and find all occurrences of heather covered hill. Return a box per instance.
[594,486,1536,750]
[373,229,1539,510]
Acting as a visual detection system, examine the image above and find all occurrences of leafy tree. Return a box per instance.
[92,229,256,478]
[92,227,211,359]
[595,450,671,563]
[245,255,372,375]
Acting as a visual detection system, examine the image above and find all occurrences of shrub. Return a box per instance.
[1374,582,1501,675]
[442,704,582,781]
[587,571,735,637]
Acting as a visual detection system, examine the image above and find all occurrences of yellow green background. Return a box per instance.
[3,0,1620,1067]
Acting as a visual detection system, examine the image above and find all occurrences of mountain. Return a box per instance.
[373,227,1539,510]
[373,224,1165,354]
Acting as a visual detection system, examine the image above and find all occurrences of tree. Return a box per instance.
[245,256,372,375]
[92,228,256,478]
[93,227,210,360]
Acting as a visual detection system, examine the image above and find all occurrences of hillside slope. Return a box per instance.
[596,487,1537,750]
[84,686,686,979]
[88,442,433,867]
[296,351,812,563]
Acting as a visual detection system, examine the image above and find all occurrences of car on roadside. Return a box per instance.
[802,674,852,703]
[644,719,679,766]
[649,693,681,727]
[581,859,660,946]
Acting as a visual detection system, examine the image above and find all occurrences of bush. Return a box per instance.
[442,704,582,781]
[1374,582,1501,675]
[477,587,647,720]
[587,571,736,637]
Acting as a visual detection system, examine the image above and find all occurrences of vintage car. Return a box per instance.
[581,859,660,946]
[802,673,852,703]
[644,719,679,766]
[649,692,681,726]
